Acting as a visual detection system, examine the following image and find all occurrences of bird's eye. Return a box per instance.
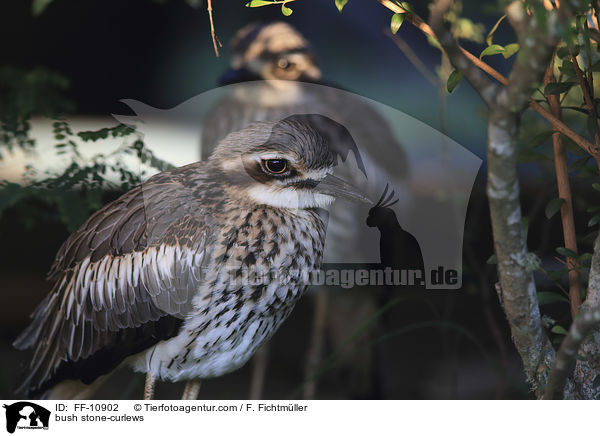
[277,58,291,69]
[262,159,289,175]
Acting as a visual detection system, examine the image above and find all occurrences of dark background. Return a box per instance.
[0,0,576,399]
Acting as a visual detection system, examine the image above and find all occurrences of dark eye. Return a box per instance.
[277,58,291,69]
[262,159,288,175]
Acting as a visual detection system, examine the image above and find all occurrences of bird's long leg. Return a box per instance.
[144,373,157,400]
[303,291,329,400]
[249,344,270,399]
[181,380,202,400]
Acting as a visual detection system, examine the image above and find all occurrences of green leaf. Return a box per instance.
[588,112,599,138]
[551,325,569,335]
[559,60,576,77]
[335,0,348,12]
[545,197,565,219]
[281,3,293,15]
[583,230,599,244]
[537,291,569,305]
[593,183,600,191]
[556,246,578,258]
[396,2,414,13]
[502,43,519,59]
[528,130,554,148]
[480,44,505,58]
[544,81,576,95]
[587,205,600,213]
[77,128,109,142]
[589,214,600,227]
[390,13,405,34]
[486,14,506,46]
[486,254,497,265]
[426,34,441,50]
[517,149,549,164]
[245,0,274,7]
[446,70,463,93]
[32,0,53,16]
[557,46,571,59]
[561,134,588,157]
[568,156,590,173]
[547,268,567,282]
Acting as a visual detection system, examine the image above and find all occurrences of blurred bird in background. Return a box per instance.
[13,116,369,400]
[201,22,411,399]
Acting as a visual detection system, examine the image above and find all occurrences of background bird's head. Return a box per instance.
[209,115,369,210]
[220,22,322,85]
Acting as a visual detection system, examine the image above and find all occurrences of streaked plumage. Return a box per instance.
[14,116,368,398]
[201,22,410,398]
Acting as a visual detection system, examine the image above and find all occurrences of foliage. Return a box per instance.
[0,66,74,158]
[0,120,173,232]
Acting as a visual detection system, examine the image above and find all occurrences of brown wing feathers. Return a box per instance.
[14,168,213,397]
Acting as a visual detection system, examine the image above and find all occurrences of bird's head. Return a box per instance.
[220,22,322,85]
[209,115,369,210]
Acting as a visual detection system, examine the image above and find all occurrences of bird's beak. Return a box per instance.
[300,65,322,82]
[314,174,371,204]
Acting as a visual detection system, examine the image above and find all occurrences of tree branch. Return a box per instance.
[379,0,600,398]
[377,0,509,85]
[571,53,600,169]
[529,100,600,157]
[428,0,559,395]
[544,65,582,318]
[572,232,600,398]
[544,308,600,399]
[375,0,600,160]
[428,0,501,106]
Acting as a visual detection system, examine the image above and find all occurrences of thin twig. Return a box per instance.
[375,0,600,160]
[571,54,600,147]
[303,292,329,400]
[543,308,600,399]
[429,0,500,106]
[544,65,582,318]
[529,100,600,157]
[207,0,221,57]
[384,28,439,87]
[571,51,600,170]
[377,0,509,86]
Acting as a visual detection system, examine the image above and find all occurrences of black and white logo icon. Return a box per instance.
[3,402,50,434]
